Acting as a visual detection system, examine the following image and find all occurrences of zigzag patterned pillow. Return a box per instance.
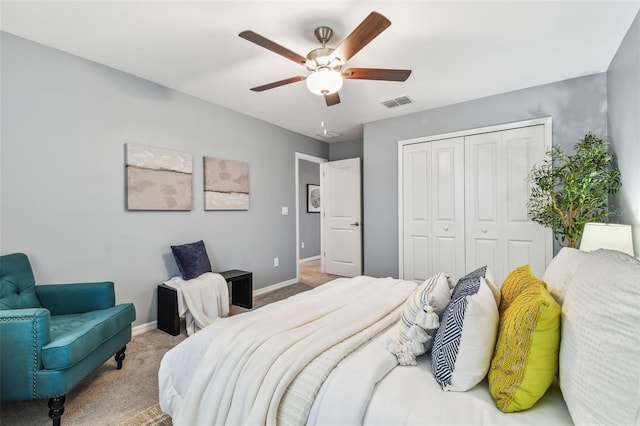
[431,266,500,391]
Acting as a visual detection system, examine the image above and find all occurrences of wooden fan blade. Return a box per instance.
[325,92,341,106]
[239,30,307,65]
[250,76,305,92]
[330,12,391,63]
[343,68,411,81]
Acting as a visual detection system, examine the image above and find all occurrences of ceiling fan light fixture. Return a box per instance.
[306,68,343,95]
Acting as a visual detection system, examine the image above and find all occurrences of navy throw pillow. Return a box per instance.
[170,240,212,280]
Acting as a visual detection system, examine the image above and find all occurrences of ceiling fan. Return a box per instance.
[239,11,411,106]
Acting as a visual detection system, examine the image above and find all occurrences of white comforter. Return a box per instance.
[159,275,573,426]
[159,276,416,426]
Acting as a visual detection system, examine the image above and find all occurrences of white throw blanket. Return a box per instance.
[172,276,416,426]
[308,326,401,425]
[277,304,402,425]
[163,272,229,336]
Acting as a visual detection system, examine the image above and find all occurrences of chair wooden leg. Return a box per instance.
[115,346,126,369]
[48,395,65,426]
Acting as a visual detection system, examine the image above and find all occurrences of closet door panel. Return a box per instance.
[433,236,457,278]
[507,240,533,271]
[465,131,503,279]
[502,125,548,278]
[403,145,432,281]
[432,137,465,280]
[473,239,499,275]
[405,236,430,282]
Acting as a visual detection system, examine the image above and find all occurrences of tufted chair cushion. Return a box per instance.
[43,303,136,370]
[0,253,42,309]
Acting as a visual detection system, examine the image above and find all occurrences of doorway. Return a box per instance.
[295,153,327,284]
[295,153,362,284]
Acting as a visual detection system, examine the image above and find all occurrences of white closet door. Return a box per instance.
[402,138,464,281]
[403,143,432,281]
[465,131,503,280]
[465,125,548,283]
[431,138,465,280]
[502,125,548,278]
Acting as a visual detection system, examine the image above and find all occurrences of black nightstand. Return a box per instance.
[157,270,253,335]
[157,283,181,336]
[220,269,253,309]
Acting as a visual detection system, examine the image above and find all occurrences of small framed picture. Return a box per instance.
[307,184,321,213]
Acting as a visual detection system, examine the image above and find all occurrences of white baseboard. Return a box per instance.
[300,255,321,263]
[132,321,157,336]
[253,278,298,297]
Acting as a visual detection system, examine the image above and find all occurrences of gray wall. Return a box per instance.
[363,73,608,278]
[298,160,320,259]
[608,10,640,257]
[0,33,328,326]
[329,139,363,161]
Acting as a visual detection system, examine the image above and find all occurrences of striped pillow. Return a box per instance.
[387,272,452,365]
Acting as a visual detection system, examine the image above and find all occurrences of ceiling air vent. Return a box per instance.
[381,96,413,109]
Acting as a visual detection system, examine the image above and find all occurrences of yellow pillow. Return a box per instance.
[488,267,561,412]
[498,264,538,314]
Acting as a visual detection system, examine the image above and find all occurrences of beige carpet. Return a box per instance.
[0,329,186,426]
[0,279,320,426]
[299,259,342,287]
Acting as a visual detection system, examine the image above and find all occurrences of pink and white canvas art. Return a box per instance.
[126,143,193,210]
[204,157,249,210]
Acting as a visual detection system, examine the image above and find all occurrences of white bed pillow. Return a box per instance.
[431,266,500,392]
[387,272,452,365]
[542,247,588,305]
[559,249,640,425]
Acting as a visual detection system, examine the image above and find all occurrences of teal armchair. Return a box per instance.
[0,253,136,425]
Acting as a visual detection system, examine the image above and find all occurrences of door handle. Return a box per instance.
[350,222,360,227]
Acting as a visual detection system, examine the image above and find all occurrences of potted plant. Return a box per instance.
[527,133,622,248]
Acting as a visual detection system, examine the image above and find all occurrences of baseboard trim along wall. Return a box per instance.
[133,321,157,336]
[300,255,321,263]
[253,278,298,296]
[136,277,300,334]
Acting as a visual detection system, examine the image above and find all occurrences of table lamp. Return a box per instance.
[579,223,635,256]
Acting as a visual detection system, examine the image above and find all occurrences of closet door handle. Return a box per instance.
[350,222,360,227]
[443,226,449,231]
[482,228,488,233]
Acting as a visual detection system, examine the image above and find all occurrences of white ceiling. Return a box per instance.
[1,1,639,143]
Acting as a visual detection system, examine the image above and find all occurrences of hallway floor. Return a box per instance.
[299,259,343,287]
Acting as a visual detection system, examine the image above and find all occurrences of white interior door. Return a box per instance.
[431,138,466,280]
[402,143,432,281]
[501,125,549,278]
[402,138,465,282]
[465,131,503,279]
[321,158,362,277]
[465,125,549,283]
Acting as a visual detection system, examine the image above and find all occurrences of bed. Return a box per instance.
[159,248,640,425]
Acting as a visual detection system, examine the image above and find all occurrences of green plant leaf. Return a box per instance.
[527,133,621,248]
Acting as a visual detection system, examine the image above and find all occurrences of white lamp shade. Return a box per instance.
[579,223,635,256]
[306,69,343,95]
